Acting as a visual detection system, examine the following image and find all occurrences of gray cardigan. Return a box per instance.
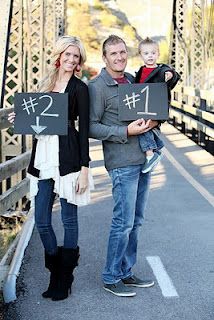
[88,68,146,171]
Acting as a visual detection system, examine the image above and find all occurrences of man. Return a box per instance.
[89,35,157,297]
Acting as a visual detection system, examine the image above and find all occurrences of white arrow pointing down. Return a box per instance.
[31,116,47,134]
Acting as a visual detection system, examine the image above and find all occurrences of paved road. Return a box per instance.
[5,123,214,320]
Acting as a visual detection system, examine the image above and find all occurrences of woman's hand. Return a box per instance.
[8,112,16,124]
[75,167,89,194]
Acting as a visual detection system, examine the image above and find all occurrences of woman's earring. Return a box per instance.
[55,59,60,68]
[76,65,81,72]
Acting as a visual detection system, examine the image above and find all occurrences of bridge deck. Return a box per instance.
[5,123,214,320]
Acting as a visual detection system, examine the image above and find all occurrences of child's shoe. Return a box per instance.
[142,151,163,173]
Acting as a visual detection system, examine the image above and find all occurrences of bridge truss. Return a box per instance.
[169,0,214,89]
[0,0,213,213]
[0,0,66,207]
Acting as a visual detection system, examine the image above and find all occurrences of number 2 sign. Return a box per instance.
[14,92,68,135]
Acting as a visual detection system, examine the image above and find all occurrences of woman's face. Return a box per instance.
[59,45,81,72]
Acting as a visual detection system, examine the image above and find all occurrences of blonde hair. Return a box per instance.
[38,35,86,92]
[138,37,159,54]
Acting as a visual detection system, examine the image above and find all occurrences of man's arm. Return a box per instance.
[89,81,158,141]
[88,82,128,143]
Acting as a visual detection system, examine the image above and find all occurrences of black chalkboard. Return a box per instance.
[14,92,68,135]
[118,83,168,121]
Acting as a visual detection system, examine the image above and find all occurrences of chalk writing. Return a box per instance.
[14,92,68,135]
[39,95,59,117]
[137,86,157,116]
[22,97,38,115]
[118,83,168,121]
[123,92,141,110]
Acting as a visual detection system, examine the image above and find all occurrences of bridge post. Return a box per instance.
[169,0,188,84]
[198,96,206,147]
[190,0,205,89]
[1,0,24,205]
[0,0,13,110]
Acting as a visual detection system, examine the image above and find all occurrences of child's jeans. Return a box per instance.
[138,128,164,152]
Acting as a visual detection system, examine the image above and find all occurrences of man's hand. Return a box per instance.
[146,119,159,130]
[127,119,158,136]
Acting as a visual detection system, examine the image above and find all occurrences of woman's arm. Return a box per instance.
[88,81,128,143]
[76,82,90,168]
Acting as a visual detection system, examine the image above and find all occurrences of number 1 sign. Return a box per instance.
[14,92,68,135]
[118,83,169,121]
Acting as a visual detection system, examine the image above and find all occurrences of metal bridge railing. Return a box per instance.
[0,84,213,215]
[0,107,31,215]
[0,0,66,216]
[169,85,214,153]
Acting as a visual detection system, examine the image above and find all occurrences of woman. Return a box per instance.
[8,36,93,301]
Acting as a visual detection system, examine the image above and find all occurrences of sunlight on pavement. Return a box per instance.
[171,138,196,148]
[150,163,166,190]
[185,149,214,177]
[162,123,214,180]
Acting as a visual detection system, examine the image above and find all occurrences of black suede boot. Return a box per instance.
[42,248,61,298]
[52,246,79,301]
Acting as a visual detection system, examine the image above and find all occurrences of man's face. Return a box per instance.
[140,44,159,67]
[103,42,128,76]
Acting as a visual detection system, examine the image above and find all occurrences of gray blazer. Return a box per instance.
[88,68,146,171]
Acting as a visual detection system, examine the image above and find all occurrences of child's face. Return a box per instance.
[139,44,159,67]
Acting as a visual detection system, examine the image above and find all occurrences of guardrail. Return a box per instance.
[169,85,214,153]
[0,151,31,214]
[0,85,214,215]
[0,107,31,215]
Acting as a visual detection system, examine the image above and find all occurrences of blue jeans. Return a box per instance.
[34,179,78,255]
[102,165,151,284]
[139,129,164,152]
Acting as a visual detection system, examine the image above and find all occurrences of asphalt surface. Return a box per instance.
[5,123,214,320]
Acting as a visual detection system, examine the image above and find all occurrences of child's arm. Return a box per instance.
[164,67,180,89]
[159,64,180,89]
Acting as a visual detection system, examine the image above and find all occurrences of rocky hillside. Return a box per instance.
[67,0,171,75]
[67,0,140,73]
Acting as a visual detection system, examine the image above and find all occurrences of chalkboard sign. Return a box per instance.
[118,83,168,121]
[14,92,68,135]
